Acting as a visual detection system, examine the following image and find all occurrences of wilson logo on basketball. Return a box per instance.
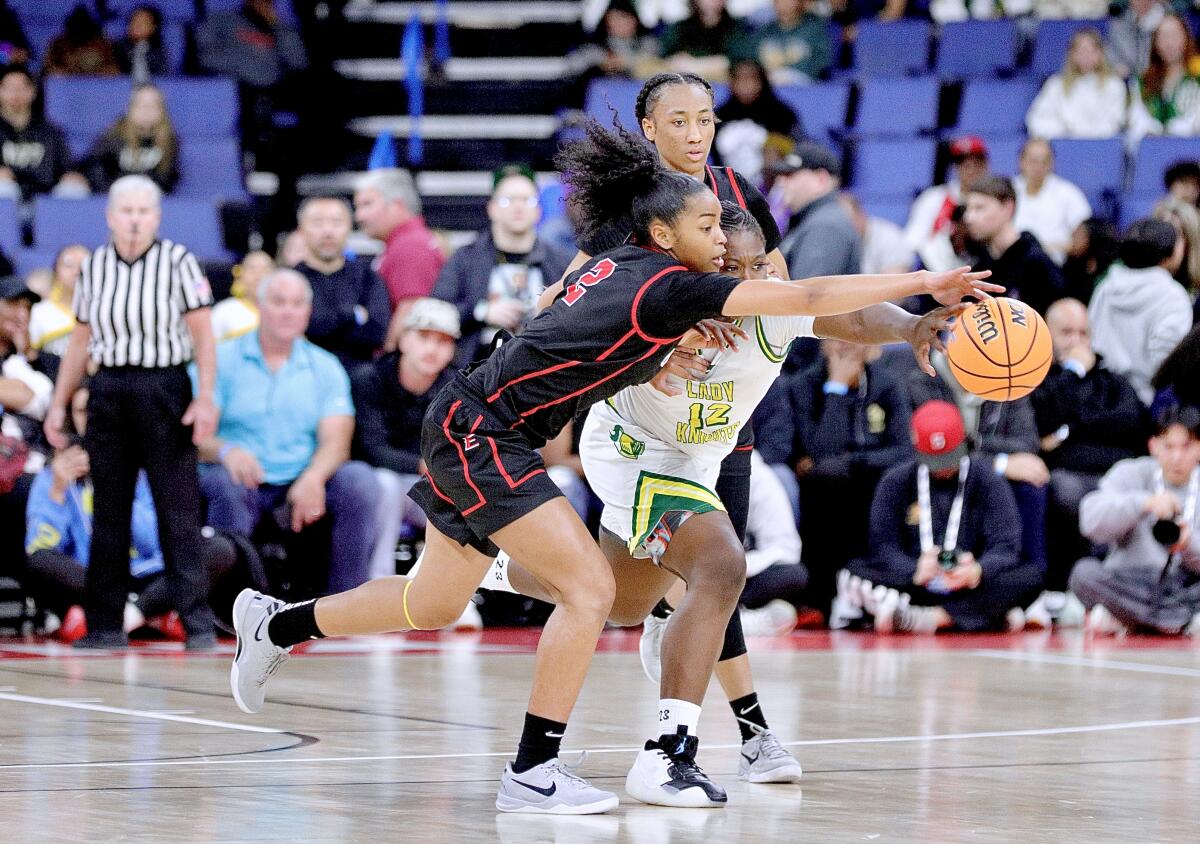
[971,302,999,344]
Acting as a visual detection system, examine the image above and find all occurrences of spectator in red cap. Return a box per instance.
[904,135,990,273]
[830,400,1042,634]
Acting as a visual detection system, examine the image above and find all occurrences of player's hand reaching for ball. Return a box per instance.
[907,303,968,376]
[920,266,1003,306]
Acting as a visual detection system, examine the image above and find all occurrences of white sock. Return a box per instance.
[656,698,701,739]
[407,548,424,578]
[480,551,517,594]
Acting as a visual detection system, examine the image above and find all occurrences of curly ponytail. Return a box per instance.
[555,118,708,252]
[635,72,715,124]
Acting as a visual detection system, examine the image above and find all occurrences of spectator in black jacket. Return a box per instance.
[432,166,572,367]
[294,196,390,371]
[78,84,179,194]
[964,176,1067,318]
[0,66,84,200]
[114,5,170,82]
[909,353,1050,584]
[790,339,912,607]
[839,400,1038,634]
[1032,298,1147,619]
[350,298,458,579]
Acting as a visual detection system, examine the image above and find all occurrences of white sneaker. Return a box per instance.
[230,589,293,714]
[872,587,903,634]
[1085,604,1128,637]
[639,613,669,685]
[830,570,865,630]
[1023,592,1053,630]
[451,599,484,631]
[861,580,883,616]
[737,728,803,783]
[496,757,619,814]
[481,550,518,594]
[625,733,727,808]
[1057,592,1087,628]
[1006,607,1026,632]
[740,600,798,637]
[1186,611,1200,637]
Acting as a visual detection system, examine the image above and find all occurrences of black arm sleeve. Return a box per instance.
[634,270,743,340]
[733,171,782,253]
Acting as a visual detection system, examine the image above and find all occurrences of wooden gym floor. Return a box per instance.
[0,629,1198,843]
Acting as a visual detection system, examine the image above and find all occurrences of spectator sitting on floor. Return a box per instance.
[431,165,572,367]
[744,0,831,84]
[353,168,445,326]
[905,135,990,273]
[1089,218,1193,405]
[77,84,179,195]
[838,193,916,275]
[29,244,88,358]
[211,251,274,343]
[196,269,381,594]
[115,4,170,83]
[44,5,120,77]
[350,298,458,580]
[294,196,390,371]
[1072,405,1200,636]
[1029,298,1147,627]
[24,384,236,642]
[1164,159,1200,207]
[1128,13,1200,143]
[789,338,912,607]
[964,175,1067,318]
[1012,140,1092,266]
[1027,28,1128,140]
[0,66,87,200]
[1062,218,1120,305]
[910,348,1051,583]
[836,400,1038,635]
[737,449,810,636]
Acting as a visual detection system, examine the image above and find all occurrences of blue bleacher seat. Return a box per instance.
[1130,136,1200,196]
[1031,19,1110,79]
[952,79,1040,136]
[936,20,1019,79]
[34,197,228,261]
[853,20,932,77]
[1118,194,1162,231]
[0,199,21,259]
[10,0,97,23]
[854,77,941,136]
[45,77,239,143]
[851,138,937,200]
[774,81,851,147]
[177,138,246,200]
[1049,138,1125,209]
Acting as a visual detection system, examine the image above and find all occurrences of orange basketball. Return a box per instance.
[945,297,1052,401]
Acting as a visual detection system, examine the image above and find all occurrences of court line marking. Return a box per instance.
[973,649,1200,678]
[3,714,1199,771]
[0,691,286,735]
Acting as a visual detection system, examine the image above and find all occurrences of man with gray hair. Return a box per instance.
[353,168,445,322]
[44,173,220,649]
[196,268,381,595]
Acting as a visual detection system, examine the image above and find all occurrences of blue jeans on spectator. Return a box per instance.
[1009,480,1048,575]
[199,461,380,593]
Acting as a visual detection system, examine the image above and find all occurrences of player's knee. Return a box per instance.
[693,546,747,606]
[558,560,616,621]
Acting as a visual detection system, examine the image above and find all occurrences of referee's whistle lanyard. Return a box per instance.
[1153,465,1200,577]
[917,456,970,557]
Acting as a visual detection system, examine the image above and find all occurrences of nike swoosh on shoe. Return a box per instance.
[741,752,759,764]
[511,778,557,797]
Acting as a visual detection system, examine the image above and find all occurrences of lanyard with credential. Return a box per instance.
[918,456,970,556]
[1153,465,1200,572]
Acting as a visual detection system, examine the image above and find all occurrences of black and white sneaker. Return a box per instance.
[230,589,292,714]
[625,731,727,808]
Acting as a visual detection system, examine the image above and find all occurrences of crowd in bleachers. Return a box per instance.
[1,0,1199,642]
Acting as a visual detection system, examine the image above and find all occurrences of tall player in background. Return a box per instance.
[230,119,996,815]
[490,201,965,807]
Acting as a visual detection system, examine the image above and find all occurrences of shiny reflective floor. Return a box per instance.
[2,629,1200,842]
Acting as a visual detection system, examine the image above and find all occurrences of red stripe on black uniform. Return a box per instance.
[408,246,743,554]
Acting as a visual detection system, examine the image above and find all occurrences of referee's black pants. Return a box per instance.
[84,366,215,636]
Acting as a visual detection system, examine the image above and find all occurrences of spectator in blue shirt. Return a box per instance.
[196,269,380,593]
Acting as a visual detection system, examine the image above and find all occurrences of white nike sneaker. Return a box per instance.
[1085,604,1128,637]
[496,757,619,814]
[639,613,669,684]
[625,733,727,808]
[230,589,293,714]
[1057,592,1087,628]
[740,600,798,637]
[1023,591,1053,630]
[738,727,803,783]
[830,569,865,630]
[481,550,518,594]
[872,587,903,633]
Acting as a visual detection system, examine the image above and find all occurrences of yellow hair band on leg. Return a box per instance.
[402,579,424,630]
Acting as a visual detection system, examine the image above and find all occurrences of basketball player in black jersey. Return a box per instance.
[228,117,997,814]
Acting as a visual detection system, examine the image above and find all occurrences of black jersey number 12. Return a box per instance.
[563,258,617,306]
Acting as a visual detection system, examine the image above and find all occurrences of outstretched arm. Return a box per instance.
[815,302,968,376]
[722,267,998,319]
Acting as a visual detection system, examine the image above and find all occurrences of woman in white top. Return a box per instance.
[210,250,274,343]
[1027,28,1129,139]
[28,244,89,357]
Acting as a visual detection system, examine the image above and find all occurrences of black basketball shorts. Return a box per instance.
[407,388,564,556]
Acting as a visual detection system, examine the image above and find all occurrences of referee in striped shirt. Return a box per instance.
[44,175,219,649]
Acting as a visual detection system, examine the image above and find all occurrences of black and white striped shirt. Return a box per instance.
[74,239,213,368]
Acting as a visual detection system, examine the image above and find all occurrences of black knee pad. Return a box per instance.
[719,606,748,662]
